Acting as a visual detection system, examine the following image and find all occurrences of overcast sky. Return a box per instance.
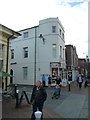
[0,0,88,58]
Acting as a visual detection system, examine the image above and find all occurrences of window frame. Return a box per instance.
[52,44,57,58]
[62,33,64,39]
[23,47,28,58]
[60,46,62,58]
[52,26,56,33]
[23,67,28,80]
[11,49,14,59]
[23,32,29,38]
[60,29,61,36]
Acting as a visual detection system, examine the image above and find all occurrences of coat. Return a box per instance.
[30,85,47,105]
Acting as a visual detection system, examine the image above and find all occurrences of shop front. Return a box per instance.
[50,62,61,85]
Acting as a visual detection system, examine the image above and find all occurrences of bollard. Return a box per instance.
[15,89,19,108]
[68,81,71,91]
[35,111,42,120]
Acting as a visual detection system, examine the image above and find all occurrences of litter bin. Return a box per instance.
[35,111,42,120]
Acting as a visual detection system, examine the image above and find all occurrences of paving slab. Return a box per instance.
[54,93,87,118]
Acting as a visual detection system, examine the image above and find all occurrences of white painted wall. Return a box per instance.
[11,18,66,85]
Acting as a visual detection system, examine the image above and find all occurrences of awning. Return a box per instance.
[0,71,12,77]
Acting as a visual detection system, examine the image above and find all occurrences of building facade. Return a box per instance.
[65,45,78,81]
[78,58,86,76]
[10,17,66,85]
[0,24,20,90]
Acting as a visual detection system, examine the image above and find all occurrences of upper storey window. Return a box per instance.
[11,49,14,59]
[62,33,64,39]
[23,32,28,38]
[60,29,61,36]
[52,26,56,33]
[23,47,28,58]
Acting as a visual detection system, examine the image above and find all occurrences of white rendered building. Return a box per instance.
[10,17,66,85]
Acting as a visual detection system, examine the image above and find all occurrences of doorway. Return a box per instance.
[10,69,13,84]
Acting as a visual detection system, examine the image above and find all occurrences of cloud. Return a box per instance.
[0,0,88,58]
[56,1,88,57]
[67,2,84,7]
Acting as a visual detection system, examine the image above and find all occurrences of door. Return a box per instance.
[10,69,13,84]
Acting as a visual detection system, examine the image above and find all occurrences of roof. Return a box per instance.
[0,24,21,39]
[18,25,39,32]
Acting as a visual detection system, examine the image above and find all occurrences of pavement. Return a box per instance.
[1,81,89,119]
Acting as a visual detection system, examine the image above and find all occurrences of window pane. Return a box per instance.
[52,44,56,58]
[23,67,28,80]
[23,32,28,38]
[60,46,62,58]
[23,47,28,58]
[62,33,64,39]
[60,29,61,35]
[11,49,14,59]
[52,26,56,33]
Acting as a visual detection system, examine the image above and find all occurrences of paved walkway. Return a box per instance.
[2,81,89,119]
[54,94,87,118]
[45,82,88,118]
[2,99,62,119]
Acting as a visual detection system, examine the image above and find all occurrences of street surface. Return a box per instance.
[2,81,89,119]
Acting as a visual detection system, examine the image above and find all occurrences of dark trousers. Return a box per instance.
[42,81,46,87]
[31,103,43,120]
[79,82,82,88]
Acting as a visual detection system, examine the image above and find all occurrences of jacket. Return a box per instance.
[30,85,47,105]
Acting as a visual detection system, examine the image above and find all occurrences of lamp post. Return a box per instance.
[34,27,45,84]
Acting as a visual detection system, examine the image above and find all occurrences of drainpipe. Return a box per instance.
[34,27,37,85]
[5,34,14,91]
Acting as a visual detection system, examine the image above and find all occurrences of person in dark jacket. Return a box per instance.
[48,75,52,87]
[77,74,83,89]
[30,80,47,120]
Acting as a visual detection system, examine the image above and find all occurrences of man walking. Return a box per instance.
[77,74,83,89]
[48,75,52,87]
[41,74,46,87]
[30,80,47,120]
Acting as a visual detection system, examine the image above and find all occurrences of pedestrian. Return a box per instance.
[77,74,83,89]
[84,79,88,88]
[52,84,60,99]
[76,76,79,87]
[56,76,61,86]
[48,75,52,87]
[30,80,47,120]
[56,76,62,96]
[62,77,68,87]
[41,74,46,87]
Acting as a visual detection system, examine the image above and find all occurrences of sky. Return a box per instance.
[0,0,89,58]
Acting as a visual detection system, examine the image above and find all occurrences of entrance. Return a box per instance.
[51,68,58,85]
[10,69,13,84]
[52,68,58,78]
[50,62,60,86]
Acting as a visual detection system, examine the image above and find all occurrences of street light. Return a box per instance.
[39,34,45,45]
[34,27,45,84]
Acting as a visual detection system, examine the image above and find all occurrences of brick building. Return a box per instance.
[65,45,78,81]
